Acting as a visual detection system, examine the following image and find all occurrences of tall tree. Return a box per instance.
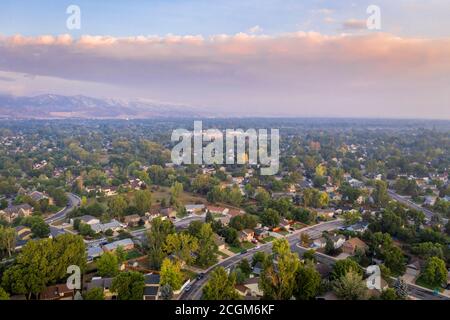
[96,252,119,277]
[135,189,153,215]
[0,226,16,257]
[160,258,183,291]
[146,218,175,269]
[164,233,199,265]
[259,239,300,300]
[203,267,240,300]
[332,270,368,300]
[294,262,322,300]
[195,223,218,267]
[108,195,128,219]
[422,256,447,288]
[111,271,145,300]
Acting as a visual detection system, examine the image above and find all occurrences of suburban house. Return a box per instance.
[243,277,263,297]
[228,209,243,218]
[103,238,134,252]
[315,209,335,219]
[185,204,205,214]
[29,191,49,202]
[101,186,118,197]
[70,215,100,226]
[123,214,141,227]
[91,220,124,234]
[329,235,346,249]
[0,204,33,222]
[143,273,161,300]
[87,246,104,261]
[86,277,114,299]
[40,284,73,300]
[239,229,255,242]
[214,234,226,251]
[49,226,66,239]
[342,237,368,255]
[129,179,146,190]
[206,206,229,215]
[252,262,263,275]
[15,226,32,241]
[312,237,327,249]
[254,228,270,240]
[161,207,177,219]
[345,222,369,233]
[216,215,231,226]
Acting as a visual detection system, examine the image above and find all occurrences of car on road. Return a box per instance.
[240,249,248,254]
[185,285,192,292]
[197,273,205,280]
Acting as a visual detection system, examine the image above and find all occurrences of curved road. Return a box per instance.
[44,193,81,224]
[180,219,344,300]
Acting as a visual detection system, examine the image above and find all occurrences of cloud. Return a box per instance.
[247,25,263,34]
[0,32,449,118]
[342,19,367,30]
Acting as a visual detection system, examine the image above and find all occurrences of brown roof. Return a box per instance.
[40,284,72,300]
[343,237,368,249]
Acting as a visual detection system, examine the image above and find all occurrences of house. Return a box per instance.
[161,207,177,219]
[40,284,73,300]
[216,215,231,226]
[0,204,33,222]
[91,220,123,234]
[103,238,134,252]
[123,214,141,227]
[129,179,146,190]
[315,263,332,278]
[70,215,100,226]
[342,238,368,255]
[348,178,364,188]
[243,277,263,297]
[239,229,255,242]
[330,235,346,249]
[254,228,269,240]
[424,196,437,206]
[214,234,226,251]
[185,204,205,214]
[346,222,369,233]
[15,226,32,241]
[86,277,114,299]
[49,226,66,239]
[29,191,48,202]
[87,246,104,261]
[143,273,160,300]
[206,206,229,215]
[101,186,118,197]
[315,209,335,219]
[312,237,327,249]
[228,209,243,218]
[252,262,263,275]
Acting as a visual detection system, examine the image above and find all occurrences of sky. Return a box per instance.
[0,0,449,119]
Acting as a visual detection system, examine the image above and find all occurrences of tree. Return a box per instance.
[332,270,368,300]
[259,239,300,300]
[422,256,447,288]
[0,226,17,257]
[373,181,389,207]
[195,223,218,267]
[330,259,362,281]
[135,190,152,215]
[261,209,280,228]
[164,233,199,265]
[203,267,240,300]
[111,271,145,300]
[300,233,310,247]
[51,234,87,279]
[380,288,399,300]
[115,246,126,264]
[255,189,270,207]
[83,287,104,300]
[302,249,316,263]
[170,182,184,200]
[160,284,174,300]
[160,258,183,291]
[383,246,406,276]
[97,252,119,277]
[237,259,252,277]
[0,287,9,300]
[108,195,128,219]
[22,216,49,238]
[294,262,321,300]
[146,218,175,269]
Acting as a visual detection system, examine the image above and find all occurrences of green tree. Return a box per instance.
[146,217,175,269]
[332,270,368,300]
[261,208,280,228]
[383,246,406,276]
[0,287,9,300]
[260,239,300,300]
[135,189,153,215]
[115,246,126,264]
[380,288,399,300]
[111,271,145,300]
[160,284,174,300]
[160,258,183,291]
[373,180,389,207]
[330,259,362,281]
[196,223,218,267]
[83,287,105,300]
[0,226,17,257]
[97,252,119,277]
[294,262,321,300]
[422,256,447,288]
[203,267,240,300]
[164,233,199,265]
[108,195,128,219]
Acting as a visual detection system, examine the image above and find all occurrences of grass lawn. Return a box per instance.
[241,242,256,250]
[217,251,230,258]
[261,236,276,243]
[182,269,198,281]
[228,246,242,254]
[277,230,289,236]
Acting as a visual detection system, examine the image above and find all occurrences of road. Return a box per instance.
[293,244,449,301]
[180,219,344,300]
[388,190,436,221]
[44,193,81,224]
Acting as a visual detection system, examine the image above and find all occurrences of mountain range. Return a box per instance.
[0,94,207,119]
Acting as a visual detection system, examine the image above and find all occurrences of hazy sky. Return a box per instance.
[0,0,449,119]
